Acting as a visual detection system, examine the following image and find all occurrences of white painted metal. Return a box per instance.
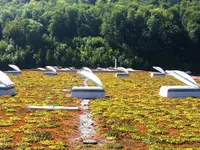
[153,66,165,73]
[8,64,21,72]
[72,70,105,99]
[82,67,92,73]
[0,71,14,86]
[46,66,57,73]
[115,59,117,68]
[77,70,103,87]
[72,86,105,99]
[37,67,46,71]
[159,70,200,98]
[167,70,199,88]
[126,68,135,71]
[44,72,57,76]
[160,86,200,98]
[44,66,57,76]
[151,66,166,77]
[117,67,129,74]
[6,64,21,75]
[0,71,16,96]
[115,73,129,77]
[27,106,79,110]
[150,73,166,77]
[0,87,16,96]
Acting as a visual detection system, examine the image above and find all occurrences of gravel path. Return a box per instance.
[80,99,97,144]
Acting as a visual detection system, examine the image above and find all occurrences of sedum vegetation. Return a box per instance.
[0,71,81,149]
[0,0,200,72]
[0,71,200,149]
[91,72,200,149]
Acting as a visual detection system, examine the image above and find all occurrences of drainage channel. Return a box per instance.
[80,99,97,144]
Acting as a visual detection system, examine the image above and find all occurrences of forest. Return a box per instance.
[0,0,200,72]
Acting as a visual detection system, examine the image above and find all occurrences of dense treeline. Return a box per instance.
[0,0,200,72]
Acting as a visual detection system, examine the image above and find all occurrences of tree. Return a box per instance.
[3,20,26,47]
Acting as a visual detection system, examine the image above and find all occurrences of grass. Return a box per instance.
[1,71,200,149]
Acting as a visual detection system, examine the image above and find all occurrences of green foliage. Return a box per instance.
[73,36,114,67]
[0,0,200,71]
[0,71,80,149]
[91,72,200,148]
[23,131,54,143]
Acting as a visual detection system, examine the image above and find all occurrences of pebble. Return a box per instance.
[83,140,98,144]
[80,99,97,139]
